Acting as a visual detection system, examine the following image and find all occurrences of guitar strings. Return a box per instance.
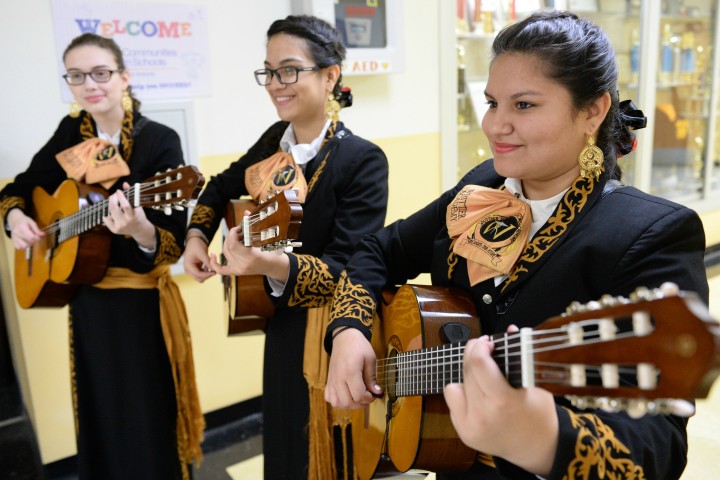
[373,325,647,391]
[43,178,183,241]
[243,210,281,243]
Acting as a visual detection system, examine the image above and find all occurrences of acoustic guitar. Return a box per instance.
[223,189,303,336]
[14,165,204,309]
[352,283,720,480]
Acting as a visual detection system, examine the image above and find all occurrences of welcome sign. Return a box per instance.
[50,0,211,101]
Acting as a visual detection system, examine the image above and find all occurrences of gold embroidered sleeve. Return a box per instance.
[288,254,337,307]
[189,204,216,230]
[561,408,646,480]
[154,227,182,265]
[330,271,375,328]
[0,196,26,223]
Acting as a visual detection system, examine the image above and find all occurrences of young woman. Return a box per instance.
[324,11,708,480]
[183,15,389,479]
[0,33,203,480]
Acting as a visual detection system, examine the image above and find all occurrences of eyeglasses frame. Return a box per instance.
[62,69,123,86]
[253,66,322,86]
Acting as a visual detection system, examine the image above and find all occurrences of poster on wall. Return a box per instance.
[50,0,210,102]
[332,0,404,75]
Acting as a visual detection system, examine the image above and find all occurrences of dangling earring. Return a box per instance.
[578,135,604,181]
[122,90,133,113]
[326,93,340,123]
[69,101,82,118]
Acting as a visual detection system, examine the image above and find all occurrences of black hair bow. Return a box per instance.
[618,99,647,130]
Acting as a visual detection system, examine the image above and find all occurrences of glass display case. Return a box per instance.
[443,0,720,208]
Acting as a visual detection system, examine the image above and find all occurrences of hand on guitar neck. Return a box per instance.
[443,333,558,476]
[103,182,157,251]
[208,222,291,282]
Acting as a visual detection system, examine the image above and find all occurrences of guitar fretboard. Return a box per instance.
[53,186,138,244]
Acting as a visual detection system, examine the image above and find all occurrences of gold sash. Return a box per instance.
[303,305,354,479]
[447,185,532,286]
[93,266,205,480]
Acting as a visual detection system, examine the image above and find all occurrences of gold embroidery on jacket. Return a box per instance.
[0,196,25,221]
[562,408,646,480]
[447,238,459,280]
[80,111,135,163]
[154,227,182,265]
[330,271,375,328]
[289,254,336,307]
[501,176,593,292]
[306,152,328,193]
[305,121,336,194]
[189,204,216,230]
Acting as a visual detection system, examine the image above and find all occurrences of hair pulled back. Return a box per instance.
[267,15,347,101]
[492,11,643,180]
[63,33,141,111]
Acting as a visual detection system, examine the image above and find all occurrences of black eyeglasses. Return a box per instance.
[254,66,321,86]
[63,69,121,86]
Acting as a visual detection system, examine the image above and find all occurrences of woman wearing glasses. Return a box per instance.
[0,33,203,479]
[183,14,388,479]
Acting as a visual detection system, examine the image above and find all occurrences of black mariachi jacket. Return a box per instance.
[0,112,187,270]
[326,159,709,479]
[187,120,389,310]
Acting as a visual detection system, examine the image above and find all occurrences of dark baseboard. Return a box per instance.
[706,243,720,270]
[44,396,263,479]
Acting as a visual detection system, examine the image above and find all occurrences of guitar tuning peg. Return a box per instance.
[630,286,651,302]
[164,206,172,215]
[626,399,648,419]
[174,205,185,211]
[659,282,680,296]
[665,399,695,417]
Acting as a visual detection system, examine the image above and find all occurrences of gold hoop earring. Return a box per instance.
[326,93,340,123]
[122,90,133,113]
[578,135,604,181]
[69,101,82,118]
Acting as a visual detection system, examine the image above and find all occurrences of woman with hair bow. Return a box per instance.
[324,11,708,480]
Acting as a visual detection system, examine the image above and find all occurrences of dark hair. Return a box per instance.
[63,33,141,111]
[491,11,637,180]
[267,15,347,100]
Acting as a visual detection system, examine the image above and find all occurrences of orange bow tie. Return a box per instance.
[446,185,532,286]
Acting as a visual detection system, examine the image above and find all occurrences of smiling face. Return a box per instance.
[64,44,129,120]
[264,33,337,137]
[482,53,601,200]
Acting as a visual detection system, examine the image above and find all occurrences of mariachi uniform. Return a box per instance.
[325,159,708,480]
[0,112,203,480]
[188,120,389,479]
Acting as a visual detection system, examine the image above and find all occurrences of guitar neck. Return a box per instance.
[54,186,137,243]
[377,335,520,397]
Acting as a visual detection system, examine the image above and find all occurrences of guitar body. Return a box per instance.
[13,166,203,309]
[15,180,110,308]
[352,285,480,479]
[224,198,274,335]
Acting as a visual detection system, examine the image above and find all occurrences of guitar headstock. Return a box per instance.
[134,165,205,213]
[524,283,720,417]
[243,189,303,251]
